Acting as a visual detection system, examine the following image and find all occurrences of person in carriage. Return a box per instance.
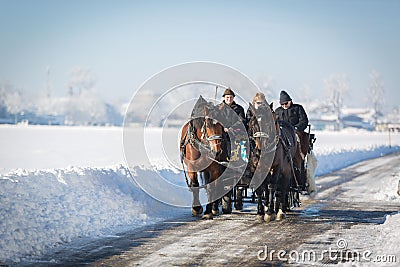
[217,88,247,211]
[218,88,246,160]
[245,93,269,125]
[275,90,310,193]
[245,92,270,160]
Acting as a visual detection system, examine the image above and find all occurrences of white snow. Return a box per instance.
[1,125,400,264]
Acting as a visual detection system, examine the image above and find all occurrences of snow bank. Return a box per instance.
[315,145,399,176]
[0,165,186,263]
[374,213,400,259]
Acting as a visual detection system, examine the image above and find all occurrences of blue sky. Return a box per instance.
[1,0,399,108]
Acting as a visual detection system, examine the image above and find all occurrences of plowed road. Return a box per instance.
[26,153,400,266]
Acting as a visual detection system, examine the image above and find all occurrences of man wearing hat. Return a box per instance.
[275,90,308,131]
[275,90,310,191]
[219,87,246,132]
[218,88,246,156]
[218,87,246,212]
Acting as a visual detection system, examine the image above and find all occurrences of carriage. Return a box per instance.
[231,124,317,212]
[180,95,317,221]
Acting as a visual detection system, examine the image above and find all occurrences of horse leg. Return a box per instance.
[264,184,269,214]
[200,171,215,219]
[208,168,220,216]
[275,189,287,220]
[212,199,220,216]
[277,171,290,220]
[203,195,213,220]
[189,172,203,217]
[255,185,265,222]
[264,183,276,222]
[222,190,232,214]
[209,174,220,216]
[203,204,213,220]
[234,187,243,211]
[203,182,215,220]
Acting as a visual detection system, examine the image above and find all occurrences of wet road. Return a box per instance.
[22,153,400,266]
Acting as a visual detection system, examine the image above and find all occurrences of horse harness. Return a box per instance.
[249,115,279,156]
[181,119,223,156]
[180,119,224,189]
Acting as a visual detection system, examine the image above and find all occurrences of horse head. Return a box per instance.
[248,102,276,151]
[191,95,224,154]
[203,102,224,154]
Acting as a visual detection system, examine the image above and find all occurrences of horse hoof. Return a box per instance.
[202,213,213,220]
[222,208,232,214]
[234,202,243,211]
[212,209,220,216]
[276,209,286,220]
[256,214,264,223]
[192,206,203,217]
[264,213,276,222]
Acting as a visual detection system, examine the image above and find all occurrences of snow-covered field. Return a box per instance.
[1,125,400,264]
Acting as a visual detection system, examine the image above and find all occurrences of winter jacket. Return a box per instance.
[219,101,246,130]
[275,103,309,131]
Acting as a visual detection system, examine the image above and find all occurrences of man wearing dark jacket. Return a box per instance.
[218,88,246,211]
[275,90,308,131]
[218,87,246,160]
[219,88,246,133]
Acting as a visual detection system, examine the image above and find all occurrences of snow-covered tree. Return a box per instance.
[0,81,7,110]
[62,67,108,125]
[63,90,107,125]
[324,74,349,130]
[368,70,385,125]
[0,81,25,123]
[68,67,96,96]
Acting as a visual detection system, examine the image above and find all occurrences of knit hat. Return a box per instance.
[222,87,235,97]
[279,90,292,104]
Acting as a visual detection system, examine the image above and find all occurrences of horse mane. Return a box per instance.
[277,119,296,149]
[189,95,208,131]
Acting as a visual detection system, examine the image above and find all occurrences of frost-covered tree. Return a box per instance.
[368,70,385,125]
[68,67,96,96]
[324,74,349,130]
[62,67,108,125]
[63,90,107,125]
[0,81,7,111]
[0,81,25,123]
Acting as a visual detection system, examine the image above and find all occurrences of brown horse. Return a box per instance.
[247,103,297,222]
[179,96,227,219]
